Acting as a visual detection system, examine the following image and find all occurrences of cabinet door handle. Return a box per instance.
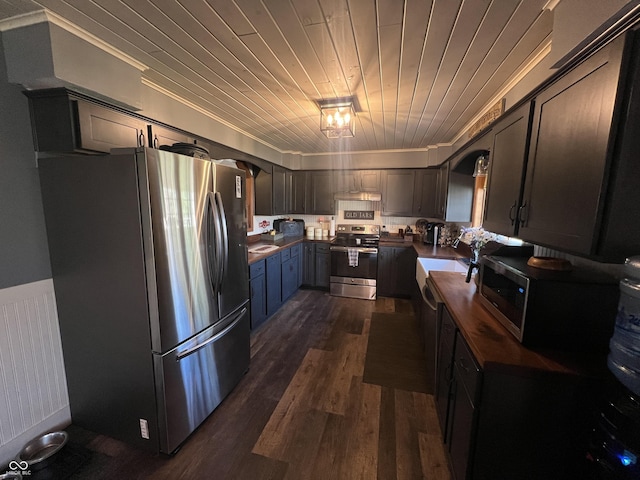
[508,202,517,225]
[448,376,456,401]
[458,357,469,373]
[445,362,453,381]
[518,201,528,226]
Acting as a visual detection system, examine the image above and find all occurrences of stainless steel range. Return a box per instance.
[330,224,380,300]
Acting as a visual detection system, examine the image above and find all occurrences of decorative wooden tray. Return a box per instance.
[526,256,572,271]
[260,233,284,243]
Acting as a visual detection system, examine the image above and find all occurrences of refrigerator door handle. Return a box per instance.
[210,192,224,291]
[206,192,220,292]
[176,307,247,361]
[213,191,229,291]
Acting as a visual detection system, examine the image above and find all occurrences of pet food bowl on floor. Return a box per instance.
[17,431,68,469]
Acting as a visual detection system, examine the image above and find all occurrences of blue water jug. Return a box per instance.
[608,256,640,395]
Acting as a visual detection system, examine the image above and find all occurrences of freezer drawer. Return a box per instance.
[154,305,250,454]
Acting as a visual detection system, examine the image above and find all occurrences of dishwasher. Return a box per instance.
[418,275,443,394]
[415,258,468,393]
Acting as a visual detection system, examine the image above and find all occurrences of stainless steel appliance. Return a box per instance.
[418,276,442,393]
[330,224,380,300]
[38,147,250,454]
[478,255,619,350]
[415,257,469,393]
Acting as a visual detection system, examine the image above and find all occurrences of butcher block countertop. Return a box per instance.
[413,244,465,259]
[247,235,333,265]
[429,271,608,378]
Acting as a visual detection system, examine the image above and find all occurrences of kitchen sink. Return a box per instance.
[415,257,469,289]
[248,244,280,254]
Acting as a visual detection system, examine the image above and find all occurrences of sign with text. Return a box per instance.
[344,210,374,220]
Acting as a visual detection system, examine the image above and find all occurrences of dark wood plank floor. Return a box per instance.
[67,290,451,479]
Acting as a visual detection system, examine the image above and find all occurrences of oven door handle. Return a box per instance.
[330,246,378,254]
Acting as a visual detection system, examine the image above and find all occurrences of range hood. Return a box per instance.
[334,191,382,201]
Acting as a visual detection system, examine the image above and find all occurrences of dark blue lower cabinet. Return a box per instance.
[249,273,267,329]
[315,243,330,288]
[265,252,282,317]
[249,260,267,330]
[282,254,299,301]
[302,242,330,288]
[250,244,305,327]
[302,243,316,286]
[292,243,303,288]
[377,246,416,297]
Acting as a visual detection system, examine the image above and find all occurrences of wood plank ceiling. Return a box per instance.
[0,0,553,154]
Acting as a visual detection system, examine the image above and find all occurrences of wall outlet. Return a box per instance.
[139,418,149,439]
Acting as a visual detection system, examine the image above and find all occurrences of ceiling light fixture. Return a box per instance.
[319,98,355,138]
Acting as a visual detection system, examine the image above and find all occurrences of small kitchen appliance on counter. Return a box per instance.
[423,222,444,245]
[330,224,380,300]
[478,255,619,351]
[273,218,305,237]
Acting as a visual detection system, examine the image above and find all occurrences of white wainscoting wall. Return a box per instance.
[0,279,70,467]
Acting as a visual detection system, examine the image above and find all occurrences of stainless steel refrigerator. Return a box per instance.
[39,147,250,454]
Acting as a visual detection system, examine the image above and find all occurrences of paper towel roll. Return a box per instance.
[330,217,336,236]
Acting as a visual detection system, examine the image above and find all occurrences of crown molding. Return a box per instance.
[0,9,147,72]
[543,0,562,11]
[141,77,283,153]
[451,35,552,146]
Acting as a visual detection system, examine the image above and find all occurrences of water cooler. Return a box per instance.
[587,256,640,479]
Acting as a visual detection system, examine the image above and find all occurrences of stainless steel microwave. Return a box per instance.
[477,255,620,351]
